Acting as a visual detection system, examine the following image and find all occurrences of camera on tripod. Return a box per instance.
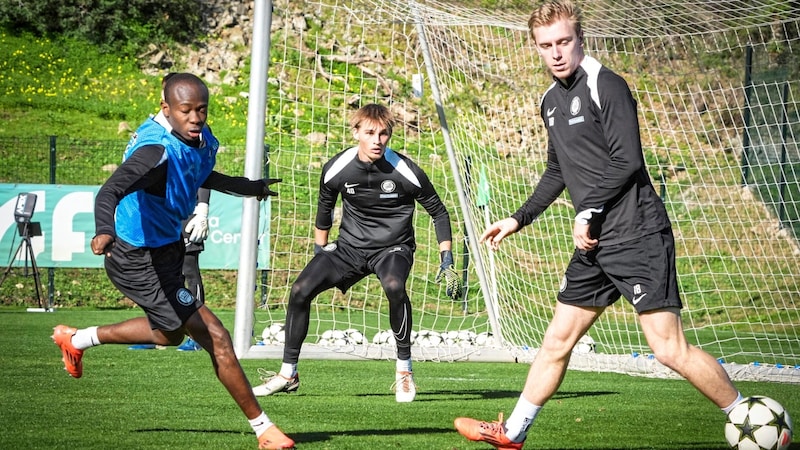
[1,192,48,311]
[14,193,41,237]
[15,192,36,222]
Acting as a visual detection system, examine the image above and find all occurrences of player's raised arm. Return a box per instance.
[201,170,281,199]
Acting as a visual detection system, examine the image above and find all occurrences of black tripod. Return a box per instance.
[0,221,45,310]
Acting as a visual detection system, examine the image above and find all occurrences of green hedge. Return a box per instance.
[0,0,203,54]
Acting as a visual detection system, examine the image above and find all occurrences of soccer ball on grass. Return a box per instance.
[725,396,792,450]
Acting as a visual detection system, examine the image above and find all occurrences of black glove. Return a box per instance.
[435,250,463,301]
[257,178,282,200]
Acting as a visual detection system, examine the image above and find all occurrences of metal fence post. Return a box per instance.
[740,45,753,186]
[48,136,56,310]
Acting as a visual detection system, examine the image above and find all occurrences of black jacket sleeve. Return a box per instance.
[94,145,166,238]
[202,171,265,197]
[576,71,643,214]
[511,139,566,228]
[414,166,452,243]
[314,171,339,231]
[196,187,211,204]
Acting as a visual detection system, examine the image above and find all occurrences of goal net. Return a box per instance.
[241,0,800,383]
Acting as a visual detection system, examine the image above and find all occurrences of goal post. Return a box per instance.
[235,0,800,383]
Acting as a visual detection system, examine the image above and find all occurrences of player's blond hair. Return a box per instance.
[527,0,584,42]
[349,103,396,135]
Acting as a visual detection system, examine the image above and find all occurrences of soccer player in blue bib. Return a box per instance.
[51,73,294,449]
[454,2,743,448]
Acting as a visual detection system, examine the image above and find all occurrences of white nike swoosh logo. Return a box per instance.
[344,183,359,188]
[546,107,557,117]
[632,293,647,305]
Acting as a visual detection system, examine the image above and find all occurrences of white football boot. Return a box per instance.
[253,369,300,397]
[393,371,416,403]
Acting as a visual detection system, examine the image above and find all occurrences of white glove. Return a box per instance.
[185,202,209,243]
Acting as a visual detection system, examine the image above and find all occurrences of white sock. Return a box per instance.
[279,363,297,378]
[72,326,101,350]
[396,358,412,373]
[722,392,744,415]
[249,412,274,437]
[504,394,542,443]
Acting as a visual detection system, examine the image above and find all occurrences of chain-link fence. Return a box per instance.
[0,137,250,184]
[0,137,251,308]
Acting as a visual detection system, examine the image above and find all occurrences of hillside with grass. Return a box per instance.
[0,0,459,308]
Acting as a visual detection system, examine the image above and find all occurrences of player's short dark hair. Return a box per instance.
[160,72,178,101]
[163,73,208,105]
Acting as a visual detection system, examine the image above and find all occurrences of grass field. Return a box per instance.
[2,308,798,450]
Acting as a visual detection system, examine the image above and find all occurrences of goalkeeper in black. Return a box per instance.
[454,1,743,449]
[254,103,461,403]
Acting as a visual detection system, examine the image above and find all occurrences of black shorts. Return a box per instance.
[315,241,414,292]
[557,228,682,313]
[104,239,201,331]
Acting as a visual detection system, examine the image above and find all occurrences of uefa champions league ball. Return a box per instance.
[261,323,285,344]
[574,334,596,354]
[725,396,792,450]
[317,328,366,346]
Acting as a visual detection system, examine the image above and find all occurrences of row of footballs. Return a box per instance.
[370,329,497,348]
[260,323,499,348]
[261,323,597,353]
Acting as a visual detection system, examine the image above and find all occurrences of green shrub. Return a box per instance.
[0,0,203,55]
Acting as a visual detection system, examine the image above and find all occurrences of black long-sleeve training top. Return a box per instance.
[511,55,670,246]
[315,147,452,251]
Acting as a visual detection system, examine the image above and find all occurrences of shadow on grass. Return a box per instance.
[287,426,457,444]
[354,389,618,401]
[133,426,456,445]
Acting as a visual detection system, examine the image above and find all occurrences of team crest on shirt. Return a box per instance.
[381,180,396,193]
[569,96,585,125]
[177,287,196,306]
[380,180,398,198]
[570,96,581,115]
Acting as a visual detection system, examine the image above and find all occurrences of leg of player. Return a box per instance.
[186,305,294,449]
[374,250,417,402]
[53,317,184,378]
[54,311,294,449]
[455,302,602,448]
[639,308,742,413]
[253,256,340,397]
[389,293,415,403]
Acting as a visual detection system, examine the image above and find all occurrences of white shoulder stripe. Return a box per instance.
[581,55,602,109]
[540,81,557,109]
[384,148,421,188]
[324,147,359,184]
